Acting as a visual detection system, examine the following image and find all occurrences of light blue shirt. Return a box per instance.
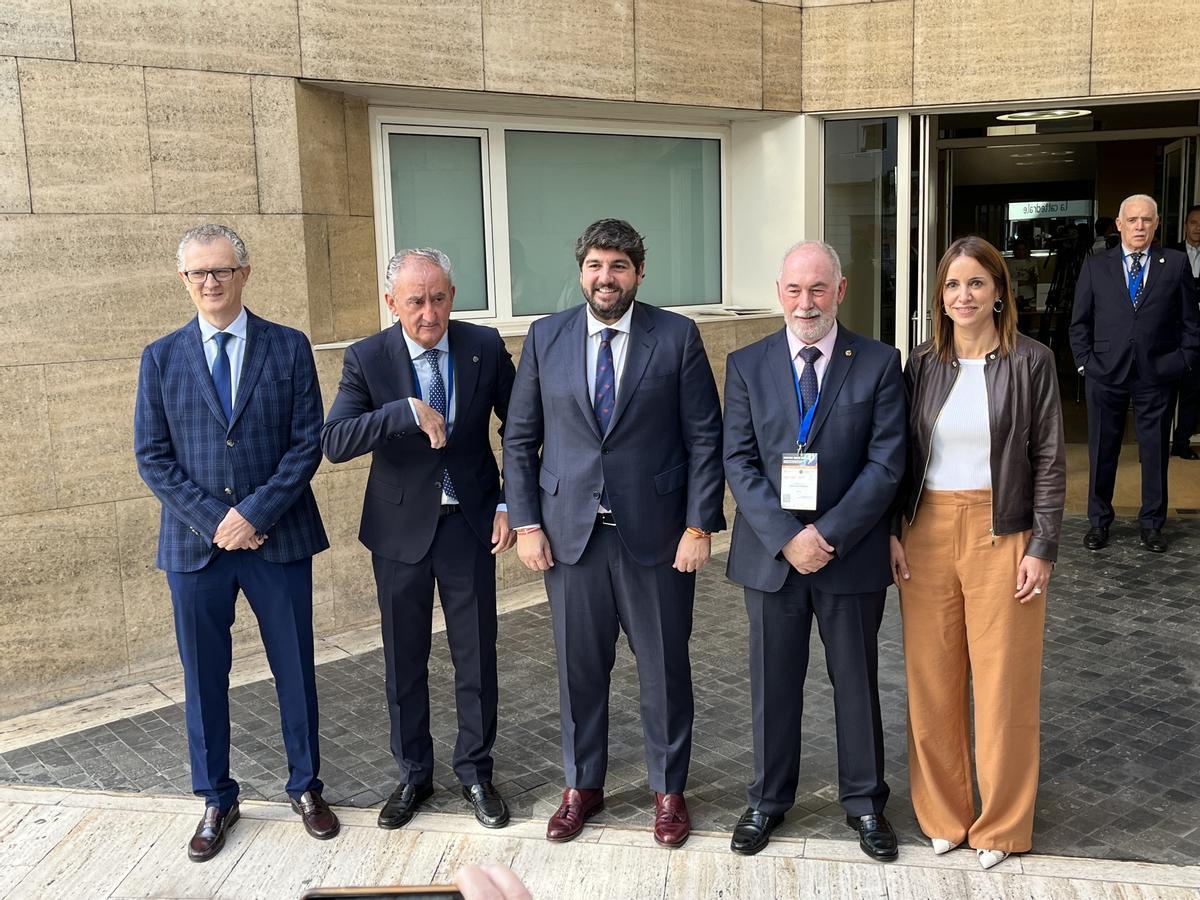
[402,329,456,434]
[197,306,248,404]
[1122,243,1153,294]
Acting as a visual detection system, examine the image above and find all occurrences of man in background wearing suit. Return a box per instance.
[134,224,338,862]
[503,219,725,848]
[1070,194,1200,552]
[322,249,516,831]
[722,241,905,860]
[1169,204,1200,460]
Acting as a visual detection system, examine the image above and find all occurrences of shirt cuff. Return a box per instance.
[496,503,508,513]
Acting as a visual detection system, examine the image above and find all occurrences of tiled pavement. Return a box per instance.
[1,515,1198,866]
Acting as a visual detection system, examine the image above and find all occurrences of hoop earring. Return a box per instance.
[993,298,1003,313]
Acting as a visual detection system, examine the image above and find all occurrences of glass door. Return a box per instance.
[1162,138,1193,244]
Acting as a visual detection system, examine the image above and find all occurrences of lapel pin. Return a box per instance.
[844,349,853,357]
[1159,257,1165,264]
[472,355,479,363]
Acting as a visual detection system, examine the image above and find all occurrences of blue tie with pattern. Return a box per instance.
[593,328,617,434]
[421,349,457,501]
[798,345,821,413]
[211,331,234,423]
[1128,251,1144,305]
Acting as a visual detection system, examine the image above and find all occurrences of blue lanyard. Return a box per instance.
[791,363,820,450]
[1127,256,1147,302]
[409,350,455,413]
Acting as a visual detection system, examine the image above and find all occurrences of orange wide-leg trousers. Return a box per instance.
[899,489,1046,853]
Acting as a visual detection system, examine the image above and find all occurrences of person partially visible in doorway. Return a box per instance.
[891,235,1066,871]
[1090,217,1118,255]
[1007,240,1039,311]
[1069,194,1200,552]
[1169,205,1200,459]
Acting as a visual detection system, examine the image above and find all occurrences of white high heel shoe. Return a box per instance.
[977,849,1009,869]
[931,838,961,855]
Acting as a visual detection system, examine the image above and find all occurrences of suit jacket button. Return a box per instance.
[602,446,610,454]
[388,432,398,440]
[226,439,235,447]
[592,490,601,499]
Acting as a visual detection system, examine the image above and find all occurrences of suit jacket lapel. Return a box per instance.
[767,328,801,446]
[1137,245,1165,308]
[1109,246,1131,306]
[607,303,656,437]
[385,322,417,402]
[805,327,855,448]
[447,322,480,443]
[229,311,271,432]
[182,318,229,428]
[566,307,602,440]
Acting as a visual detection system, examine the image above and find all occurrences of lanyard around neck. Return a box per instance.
[791,361,820,451]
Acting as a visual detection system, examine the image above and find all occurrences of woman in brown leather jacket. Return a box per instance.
[890,235,1066,869]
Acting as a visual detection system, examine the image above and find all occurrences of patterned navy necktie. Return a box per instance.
[798,345,821,413]
[1128,251,1144,305]
[593,328,617,434]
[421,348,457,501]
[211,331,234,422]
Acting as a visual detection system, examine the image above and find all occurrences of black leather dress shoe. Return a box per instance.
[1083,526,1109,550]
[1171,447,1199,460]
[188,802,239,862]
[730,807,785,856]
[846,813,899,862]
[291,789,340,840]
[1140,528,1168,553]
[378,782,434,829]
[462,782,509,828]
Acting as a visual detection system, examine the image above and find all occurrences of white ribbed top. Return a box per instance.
[926,359,992,490]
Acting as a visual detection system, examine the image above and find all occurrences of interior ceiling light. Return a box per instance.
[996,109,1091,122]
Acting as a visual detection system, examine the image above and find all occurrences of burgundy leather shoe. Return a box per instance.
[653,792,690,847]
[546,787,604,842]
[188,802,239,862]
[291,789,340,840]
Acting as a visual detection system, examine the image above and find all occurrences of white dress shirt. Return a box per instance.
[1185,242,1200,279]
[198,306,248,403]
[585,303,634,398]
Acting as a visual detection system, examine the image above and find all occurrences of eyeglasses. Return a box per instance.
[183,267,242,284]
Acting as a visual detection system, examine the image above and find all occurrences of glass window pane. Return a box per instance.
[388,132,488,312]
[504,131,721,316]
[823,118,898,346]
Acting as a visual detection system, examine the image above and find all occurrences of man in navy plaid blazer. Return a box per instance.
[134,224,338,862]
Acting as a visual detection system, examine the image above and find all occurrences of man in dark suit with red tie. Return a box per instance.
[503,219,725,848]
[322,249,516,831]
[1070,194,1200,552]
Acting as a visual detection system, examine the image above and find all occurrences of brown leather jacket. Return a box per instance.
[897,334,1067,561]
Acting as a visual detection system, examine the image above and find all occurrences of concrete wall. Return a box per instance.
[1,0,1195,717]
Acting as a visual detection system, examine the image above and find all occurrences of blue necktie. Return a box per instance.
[593,328,617,434]
[1128,251,1144,305]
[798,345,821,413]
[211,331,234,423]
[421,349,457,501]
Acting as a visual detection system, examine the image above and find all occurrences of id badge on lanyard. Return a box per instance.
[780,367,818,511]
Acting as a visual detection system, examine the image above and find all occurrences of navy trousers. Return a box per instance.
[544,521,695,794]
[744,572,889,818]
[167,551,321,811]
[1086,375,1176,530]
[371,509,498,787]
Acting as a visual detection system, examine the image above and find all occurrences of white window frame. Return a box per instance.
[369,107,730,331]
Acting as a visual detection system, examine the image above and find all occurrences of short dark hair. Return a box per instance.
[574,219,646,271]
[1187,205,1200,219]
[1095,217,1114,238]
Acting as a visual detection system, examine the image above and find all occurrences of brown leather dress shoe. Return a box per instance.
[291,789,340,840]
[188,802,239,862]
[653,792,690,847]
[546,787,604,842]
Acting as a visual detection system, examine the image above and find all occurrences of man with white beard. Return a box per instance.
[721,241,906,861]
